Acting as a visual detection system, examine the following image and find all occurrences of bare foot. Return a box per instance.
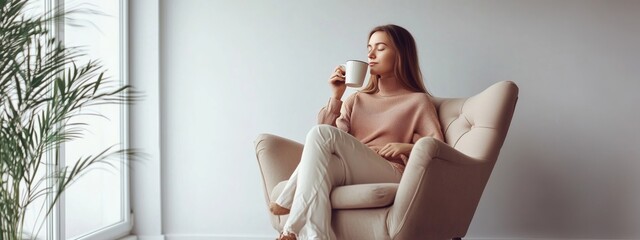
[269,202,290,215]
[277,232,297,240]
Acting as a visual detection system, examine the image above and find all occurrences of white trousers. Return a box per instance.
[275,125,402,240]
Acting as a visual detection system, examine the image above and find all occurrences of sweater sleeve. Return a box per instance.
[317,94,354,133]
[317,97,342,124]
[412,97,445,143]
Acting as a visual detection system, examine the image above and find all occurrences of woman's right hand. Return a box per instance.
[329,65,347,100]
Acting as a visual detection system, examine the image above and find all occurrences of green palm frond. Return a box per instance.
[1,0,140,239]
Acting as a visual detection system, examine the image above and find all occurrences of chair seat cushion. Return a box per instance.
[271,181,399,209]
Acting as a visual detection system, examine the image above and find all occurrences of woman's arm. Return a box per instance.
[329,65,347,100]
[317,65,352,131]
[377,143,413,159]
[317,97,342,126]
[377,97,444,164]
[412,97,445,142]
[317,95,353,133]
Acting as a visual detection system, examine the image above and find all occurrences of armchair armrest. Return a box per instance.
[254,134,303,201]
[388,137,494,239]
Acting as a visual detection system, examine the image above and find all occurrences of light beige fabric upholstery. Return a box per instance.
[255,81,519,240]
[272,181,399,210]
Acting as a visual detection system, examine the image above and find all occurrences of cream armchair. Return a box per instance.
[255,81,519,240]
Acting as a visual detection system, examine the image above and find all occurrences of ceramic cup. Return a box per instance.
[341,60,368,88]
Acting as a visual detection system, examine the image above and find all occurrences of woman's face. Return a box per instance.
[367,31,396,77]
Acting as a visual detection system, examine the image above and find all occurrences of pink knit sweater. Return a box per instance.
[318,91,444,172]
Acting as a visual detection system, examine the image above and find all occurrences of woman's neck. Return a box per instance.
[377,75,410,96]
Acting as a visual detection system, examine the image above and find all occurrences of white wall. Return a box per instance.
[156,0,640,239]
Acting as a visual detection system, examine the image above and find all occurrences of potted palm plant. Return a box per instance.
[0,0,137,238]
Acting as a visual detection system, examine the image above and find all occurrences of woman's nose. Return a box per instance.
[368,51,375,59]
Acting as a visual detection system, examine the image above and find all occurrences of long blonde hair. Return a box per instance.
[361,24,430,95]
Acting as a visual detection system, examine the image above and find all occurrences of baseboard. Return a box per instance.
[164,234,271,240]
[467,238,619,240]
[163,235,621,240]
[118,236,138,240]
[124,235,165,240]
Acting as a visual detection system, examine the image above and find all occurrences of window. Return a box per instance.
[22,0,131,239]
[61,0,131,238]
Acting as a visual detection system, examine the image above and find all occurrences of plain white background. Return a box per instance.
[131,0,640,239]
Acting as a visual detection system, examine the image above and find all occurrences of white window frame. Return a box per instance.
[43,0,132,239]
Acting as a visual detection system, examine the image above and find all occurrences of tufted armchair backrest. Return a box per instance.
[431,81,519,162]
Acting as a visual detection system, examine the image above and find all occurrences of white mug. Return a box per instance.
[341,60,368,88]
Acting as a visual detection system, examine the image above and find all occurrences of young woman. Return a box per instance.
[270,24,444,240]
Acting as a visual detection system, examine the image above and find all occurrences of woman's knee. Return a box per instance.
[306,125,340,142]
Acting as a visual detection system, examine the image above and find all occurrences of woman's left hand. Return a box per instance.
[378,143,413,159]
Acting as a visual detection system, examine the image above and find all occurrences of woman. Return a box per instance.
[270,24,444,240]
